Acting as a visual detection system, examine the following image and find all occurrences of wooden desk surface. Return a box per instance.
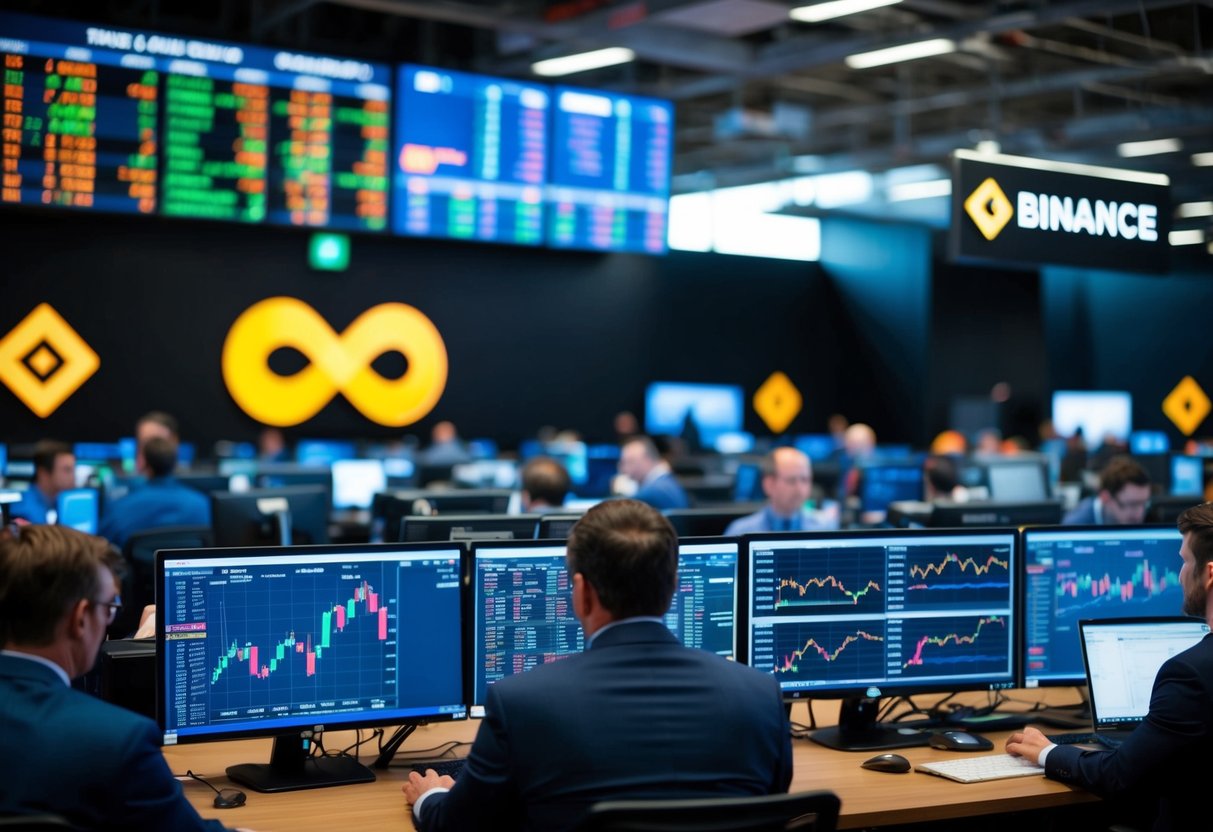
[166,693,1096,831]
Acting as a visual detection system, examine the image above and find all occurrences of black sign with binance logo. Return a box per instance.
[949,149,1172,274]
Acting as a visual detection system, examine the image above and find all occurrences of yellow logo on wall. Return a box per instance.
[753,372,802,434]
[1163,376,1211,437]
[964,177,1014,241]
[0,303,100,418]
[222,297,448,427]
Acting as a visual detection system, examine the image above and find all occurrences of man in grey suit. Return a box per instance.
[404,499,793,832]
[1007,502,1213,831]
[0,524,244,831]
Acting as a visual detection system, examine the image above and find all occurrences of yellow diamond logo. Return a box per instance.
[753,371,802,434]
[0,304,100,418]
[1163,376,1211,437]
[964,177,1014,241]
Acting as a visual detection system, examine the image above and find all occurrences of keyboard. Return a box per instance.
[916,753,1044,783]
[1046,732,1123,748]
[406,757,467,780]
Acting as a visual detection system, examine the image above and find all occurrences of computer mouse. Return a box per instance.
[213,788,247,809]
[861,753,912,773]
[928,730,994,751]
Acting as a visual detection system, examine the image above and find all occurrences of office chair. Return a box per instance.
[575,790,841,832]
[117,525,212,636]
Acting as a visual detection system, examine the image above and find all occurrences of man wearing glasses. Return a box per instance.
[0,525,241,830]
[1062,455,1152,525]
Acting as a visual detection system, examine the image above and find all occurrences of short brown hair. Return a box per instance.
[521,457,571,508]
[0,525,119,647]
[32,439,72,475]
[1099,456,1150,495]
[566,499,678,618]
[1178,503,1213,574]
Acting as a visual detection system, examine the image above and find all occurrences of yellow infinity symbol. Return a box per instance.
[222,297,448,428]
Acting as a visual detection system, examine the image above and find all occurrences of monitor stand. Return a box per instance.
[1031,686,1092,728]
[373,724,419,770]
[808,697,935,752]
[227,732,376,793]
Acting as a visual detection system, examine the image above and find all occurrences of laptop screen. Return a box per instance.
[1080,618,1210,729]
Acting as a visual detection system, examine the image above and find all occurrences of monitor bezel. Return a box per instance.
[737,527,1021,702]
[1019,523,1184,689]
[154,541,470,747]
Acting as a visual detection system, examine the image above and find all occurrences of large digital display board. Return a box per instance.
[393,65,547,245]
[549,86,673,254]
[0,12,391,231]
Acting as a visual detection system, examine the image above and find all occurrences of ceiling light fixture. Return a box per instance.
[887,179,952,202]
[1169,229,1205,246]
[1176,202,1213,219]
[790,0,903,24]
[1116,137,1182,158]
[531,47,635,77]
[845,38,956,70]
[1191,152,1213,167]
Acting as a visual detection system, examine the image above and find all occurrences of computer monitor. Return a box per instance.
[401,514,540,542]
[733,462,764,502]
[713,431,755,455]
[793,435,837,462]
[1052,391,1132,444]
[155,542,466,792]
[663,507,757,538]
[370,489,515,543]
[211,486,331,547]
[56,487,99,534]
[985,461,1049,502]
[468,536,734,714]
[519,441,588,487]
[1148,495,1201,524]
[1129,431,1170,455]
[176,473,234,497]
[536,514,583,539]
[580,445,621,499]
[742,529,1018,750]
[469,541,581,717]
[858,463,923,515]
[1020,525,1184,688]
[256,465,334,494]
[295,440,358,467]
[331,459,388,511]
[644,382,744,447]
[1171,456,1204,497]
[669,538,737,658]
[927,500,1063,528]
[451,460,518,489]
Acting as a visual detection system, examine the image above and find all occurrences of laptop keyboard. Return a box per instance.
[1046,732,1123,748]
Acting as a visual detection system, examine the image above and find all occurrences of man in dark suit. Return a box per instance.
[404,499,792,832]
[1007,502,1213,832]
[0,524,242,831]
[617,436,689,510]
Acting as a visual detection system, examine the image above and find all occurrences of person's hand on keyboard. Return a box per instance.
[403,768,457,806]
[1006,726,1053,765]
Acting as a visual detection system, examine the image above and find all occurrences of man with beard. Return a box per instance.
[1006,502,1213,832]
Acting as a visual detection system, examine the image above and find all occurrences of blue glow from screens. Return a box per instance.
[1129,431,1170,455]
[56,488,99,534]
[794,435,838,462]
[644,382,744,446]
[1052,391,1132,444]
[1172,456,1204,497]
[393,65,547,245]
[549,86,672,253]
[295,440,357,467]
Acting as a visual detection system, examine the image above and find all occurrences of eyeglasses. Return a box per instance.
[1111,495,1151,512]
[92,595,124,625]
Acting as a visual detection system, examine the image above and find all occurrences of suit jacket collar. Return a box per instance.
[588,619,678,650]
[0,652,68,686]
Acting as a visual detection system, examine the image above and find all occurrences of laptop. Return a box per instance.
[1078,617,1210,747]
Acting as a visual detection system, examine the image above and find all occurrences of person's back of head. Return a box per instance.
[136,410,179,444]
[521,456,571,510]
[0,525,117,649]
[141,436,179,479]
[567,499,678,618]
[923,455,960,501]
[843,423,876,458]
[930,430,967,456]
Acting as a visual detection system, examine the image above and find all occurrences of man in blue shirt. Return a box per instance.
[99,436,210,548]
[10,440,76,524]
[618,436,689,510]
[726,447,835,535]
[1061,456,1151,525]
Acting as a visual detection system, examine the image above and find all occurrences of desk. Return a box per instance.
[165,694,1097,831]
